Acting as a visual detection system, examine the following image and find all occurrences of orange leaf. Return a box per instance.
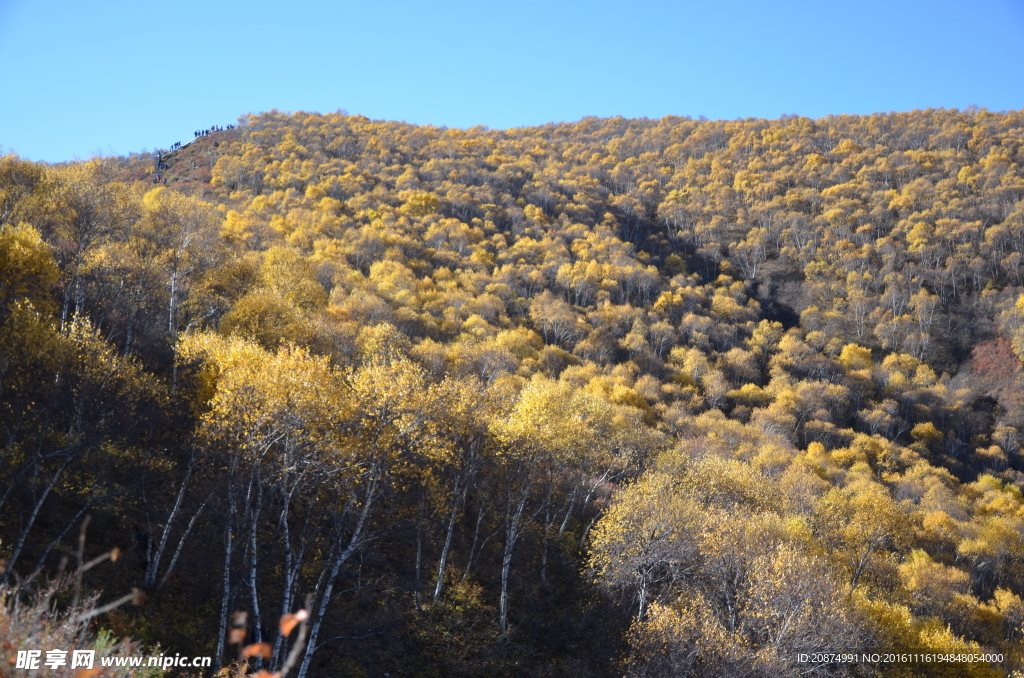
[251,671,278,678]
[242,643,272,659]
[76,668,101,678]
[279,609,308,637]
[228,628,246,645]
[110,547,121,562]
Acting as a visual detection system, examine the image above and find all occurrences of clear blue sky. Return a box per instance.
[2,0,1023,163]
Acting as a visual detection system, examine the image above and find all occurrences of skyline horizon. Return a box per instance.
[10,103,1021,164]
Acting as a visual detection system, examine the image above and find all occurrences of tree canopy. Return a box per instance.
[4,107,1024,677]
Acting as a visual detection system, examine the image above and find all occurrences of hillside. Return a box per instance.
[3,108,1024,677]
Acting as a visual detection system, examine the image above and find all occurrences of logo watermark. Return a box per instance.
[16,650,212,671]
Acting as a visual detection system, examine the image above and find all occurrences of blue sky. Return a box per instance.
[2,0,1023,163]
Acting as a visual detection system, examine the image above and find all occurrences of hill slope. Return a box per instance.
[3,108,1024,677]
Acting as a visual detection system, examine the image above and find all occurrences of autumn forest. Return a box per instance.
[5,108,1024,677]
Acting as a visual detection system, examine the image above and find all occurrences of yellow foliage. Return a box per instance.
[839,343,873,371]
[0,222,59,315]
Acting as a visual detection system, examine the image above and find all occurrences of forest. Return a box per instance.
[4,107,1024,677]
